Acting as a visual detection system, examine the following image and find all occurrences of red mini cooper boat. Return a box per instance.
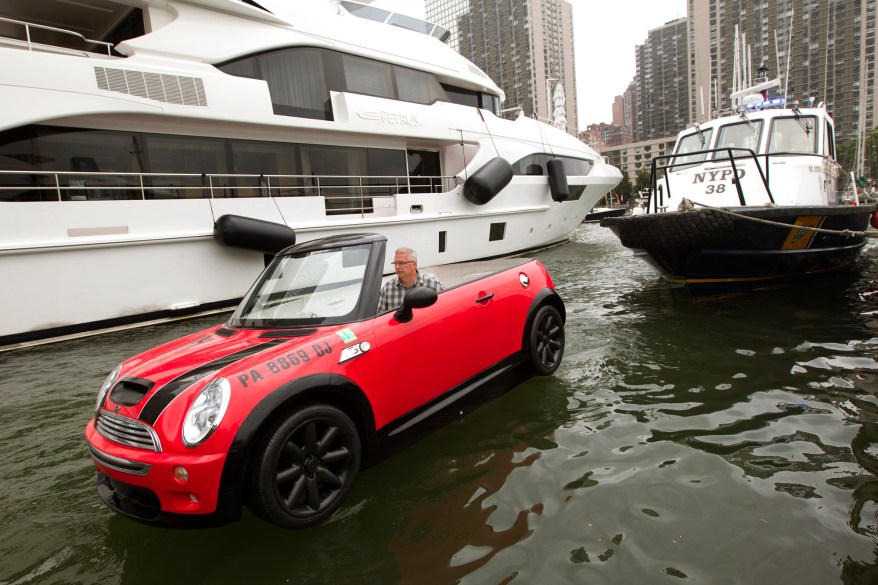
[85,230,566,528]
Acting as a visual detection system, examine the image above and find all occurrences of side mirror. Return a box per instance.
[393,287,438,323]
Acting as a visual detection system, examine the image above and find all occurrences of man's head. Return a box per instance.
[392,247,418,285]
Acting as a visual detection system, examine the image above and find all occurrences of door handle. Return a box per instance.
[475,293,494,303]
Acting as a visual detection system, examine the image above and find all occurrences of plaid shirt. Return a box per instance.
[377,271,443,313]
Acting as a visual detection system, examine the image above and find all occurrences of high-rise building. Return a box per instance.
[634,18,690,142]
[425,0,578,134]
[688,0,877,145]
[612,96,624,127]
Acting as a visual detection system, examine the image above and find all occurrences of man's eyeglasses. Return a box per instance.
[390,260,414,266]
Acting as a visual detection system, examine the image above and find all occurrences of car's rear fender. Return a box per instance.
[217,373,376,514]
[521,288,566,350]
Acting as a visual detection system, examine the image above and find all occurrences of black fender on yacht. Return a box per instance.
[547,158,569,202]
[213,214,296,255]
[463,157,513,205]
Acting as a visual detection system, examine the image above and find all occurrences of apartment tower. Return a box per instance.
[425,0,578,133]
[634,17,690,141]
[687,0,877,144]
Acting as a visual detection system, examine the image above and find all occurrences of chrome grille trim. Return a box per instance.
[87,444,152,475]
[95,410,162,452]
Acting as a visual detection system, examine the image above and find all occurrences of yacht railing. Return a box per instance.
[0,170,458,215]
[0,16,114,58]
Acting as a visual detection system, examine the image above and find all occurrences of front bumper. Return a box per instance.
[85,419,234,525]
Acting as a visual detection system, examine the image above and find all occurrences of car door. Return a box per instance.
[339,268,532,429]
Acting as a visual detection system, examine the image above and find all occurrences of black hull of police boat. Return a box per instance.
[600,204,877,296]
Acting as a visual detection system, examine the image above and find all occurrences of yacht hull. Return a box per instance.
[1,191,596,347]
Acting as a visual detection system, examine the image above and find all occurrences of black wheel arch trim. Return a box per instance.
[521,288,566,349]
[217,373,376,515]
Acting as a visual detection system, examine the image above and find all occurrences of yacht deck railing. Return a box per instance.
[0,170,458,215]
[0,16,114,58]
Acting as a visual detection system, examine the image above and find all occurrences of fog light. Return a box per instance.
[173,466,189,483]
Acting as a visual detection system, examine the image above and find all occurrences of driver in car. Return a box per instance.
[377,247,443,312]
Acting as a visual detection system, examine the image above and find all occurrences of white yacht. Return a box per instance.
[0,0,619,347]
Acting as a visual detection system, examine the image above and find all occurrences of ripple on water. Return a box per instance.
[3,226,878,584]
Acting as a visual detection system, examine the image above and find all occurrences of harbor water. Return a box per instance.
[2,223,878,584]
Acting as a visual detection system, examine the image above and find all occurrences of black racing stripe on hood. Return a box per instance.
[138,340,285,426]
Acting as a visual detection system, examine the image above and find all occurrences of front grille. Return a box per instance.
[96,410,162,452]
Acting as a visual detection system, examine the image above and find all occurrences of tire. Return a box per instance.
[248,403,361,529]
[526,305,565,375]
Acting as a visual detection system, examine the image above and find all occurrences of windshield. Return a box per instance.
[228,244,370,328]
[713,120,763,158]
[670,128,713,171]
[768,116,818,154]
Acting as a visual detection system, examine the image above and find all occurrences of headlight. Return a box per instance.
[96,363,122,411]
[182,378,231,447]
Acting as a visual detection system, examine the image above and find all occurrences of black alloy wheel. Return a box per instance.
[249,403,361,529]
[526,305,565,375]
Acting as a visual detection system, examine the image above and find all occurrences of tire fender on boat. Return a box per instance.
[547,158,569,202]
[213,214,296,255]
[463,157,513,205]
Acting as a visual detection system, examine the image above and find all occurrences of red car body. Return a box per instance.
[85,232,565,528]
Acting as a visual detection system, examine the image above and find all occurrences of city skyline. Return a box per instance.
[374,0,686,129]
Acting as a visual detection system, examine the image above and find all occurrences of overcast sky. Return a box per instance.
[373,0,688,129]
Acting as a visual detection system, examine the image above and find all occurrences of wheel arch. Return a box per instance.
[521,288,566,350]
[216,373,377,516]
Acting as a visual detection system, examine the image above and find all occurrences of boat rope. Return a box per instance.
[268,175,290,225]
[678,197,878,238]
[476,107,502,158]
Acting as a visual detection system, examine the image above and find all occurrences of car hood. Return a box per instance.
[107,325,317,421]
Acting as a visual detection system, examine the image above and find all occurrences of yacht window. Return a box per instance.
[714,120,762,158]
[301,145,368,215]
[366,148,407,196]
[220,47,461,116]
[0,128,40,201]
[259,49,330,120]
[440,84,502,115]
[219,57,260,79]
[387,13,433,35]
[480,93,501,116]
[144,135,229,198]
[512,154,592,177]
[395,67,447,104]
[343,55,394,99]
[670,129,714,170]
[769,117,818,154]
[407,150,441,193]
[442,85,480,108]
[230,141,300,197]
[34,128,145,201]
[559,157,593,176]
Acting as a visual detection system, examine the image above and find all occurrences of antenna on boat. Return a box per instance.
[699,86,705,121]
[783,8,794,105]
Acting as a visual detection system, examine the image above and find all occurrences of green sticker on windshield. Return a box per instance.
[337,328,357,343]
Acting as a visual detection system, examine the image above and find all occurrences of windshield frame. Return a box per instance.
[227,243,373,329]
